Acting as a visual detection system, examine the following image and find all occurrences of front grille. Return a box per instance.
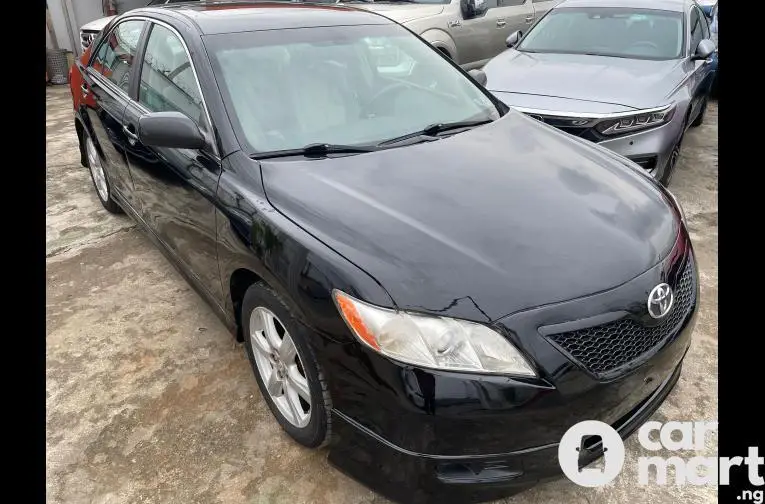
[80,30,98,52]
[546,260,696,377]
[524,113,601,142]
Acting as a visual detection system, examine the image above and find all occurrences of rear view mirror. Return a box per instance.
[138,111,205,150]
[693,39,716,61]
[468,69,487,87]
[506,31,522,48]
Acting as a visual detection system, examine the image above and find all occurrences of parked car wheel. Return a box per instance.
[242,283,331,448]
[659,122,686,186]
[690,98,707,128]
[84,133,122,214]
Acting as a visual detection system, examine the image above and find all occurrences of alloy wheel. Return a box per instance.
[249,307,312,428]
[85,136,109,202]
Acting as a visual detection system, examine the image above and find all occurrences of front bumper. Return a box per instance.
[597,118,684,179]
[328,358,685,504]
[320,235,698,503]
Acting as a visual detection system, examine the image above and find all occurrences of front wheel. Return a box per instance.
[690,97,707,128]
[242,283,332,448]
[659,130,684,187]
[84,133,122,214]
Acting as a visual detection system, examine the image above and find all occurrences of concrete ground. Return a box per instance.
[46,84,718,504]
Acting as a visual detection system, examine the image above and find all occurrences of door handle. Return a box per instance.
[496,19,507,28]
[525,15,534,24]
[80,83,89,96]
[122,124,139,145]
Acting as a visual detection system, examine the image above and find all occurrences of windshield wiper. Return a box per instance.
[251,143,377,160]
[377,119,494,147]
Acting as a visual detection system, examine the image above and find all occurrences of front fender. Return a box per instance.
[419,28,458,61]
[215,153,395,345]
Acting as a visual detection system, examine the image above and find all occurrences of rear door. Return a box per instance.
[493,0,534,55]
[122,21,224,304]
[83,19,147,211]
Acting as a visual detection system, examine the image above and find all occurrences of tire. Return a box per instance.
[659,123,685,187]
[690,98,707,128]
[242,282,331,448]
[83,132,122,214]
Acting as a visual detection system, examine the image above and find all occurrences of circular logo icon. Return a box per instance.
[647,283,674,319]
[558,420,626,487]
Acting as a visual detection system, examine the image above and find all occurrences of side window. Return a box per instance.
[499,0,526,5]
[91,20,145,93]
[138,24,204,125]
[689,7,703,51]
[474,0,498,11]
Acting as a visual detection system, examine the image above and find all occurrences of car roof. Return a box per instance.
[557,0,689,13]
[135,1,393,35]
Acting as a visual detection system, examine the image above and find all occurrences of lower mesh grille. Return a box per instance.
[546,260,696,377]
[627,155,658,172]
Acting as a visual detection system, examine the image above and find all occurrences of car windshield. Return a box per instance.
[203,24,500,154]
[517,7,685,60]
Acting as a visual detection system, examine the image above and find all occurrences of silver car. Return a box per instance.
[482,0,716,185]
[351,0,563,69]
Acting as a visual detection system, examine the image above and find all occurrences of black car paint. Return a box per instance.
[73,4,697,503]
[261,111,678,323]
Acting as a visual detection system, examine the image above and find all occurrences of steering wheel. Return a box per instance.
[627,41,660,52]
[361,82,410,117]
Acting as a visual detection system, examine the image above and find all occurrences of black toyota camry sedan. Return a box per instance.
[70,2,698,503]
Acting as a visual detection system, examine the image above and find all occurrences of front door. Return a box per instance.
[83,19,147,210]
[687,5,714,120]
[122,21,224,304]
[452,0,501,69]
[493,0,534,55]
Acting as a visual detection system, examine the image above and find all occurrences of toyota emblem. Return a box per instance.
[647,283,674,319]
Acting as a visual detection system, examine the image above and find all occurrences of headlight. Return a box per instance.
[595,105,676,136]
[333,290,537,376]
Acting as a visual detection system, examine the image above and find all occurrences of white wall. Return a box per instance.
[47,0,105,55]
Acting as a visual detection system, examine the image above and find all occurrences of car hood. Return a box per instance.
[483,50,686,111]
[350,3,444,24]
[491,91,636,115]
[80,16,115,32]
[261,113,678,323]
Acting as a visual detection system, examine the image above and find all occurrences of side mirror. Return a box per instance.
[506,31,522,48]
[692,39,716,61]
[460,0,488,19]
[468,69,487,87]
[138,111,206,150]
